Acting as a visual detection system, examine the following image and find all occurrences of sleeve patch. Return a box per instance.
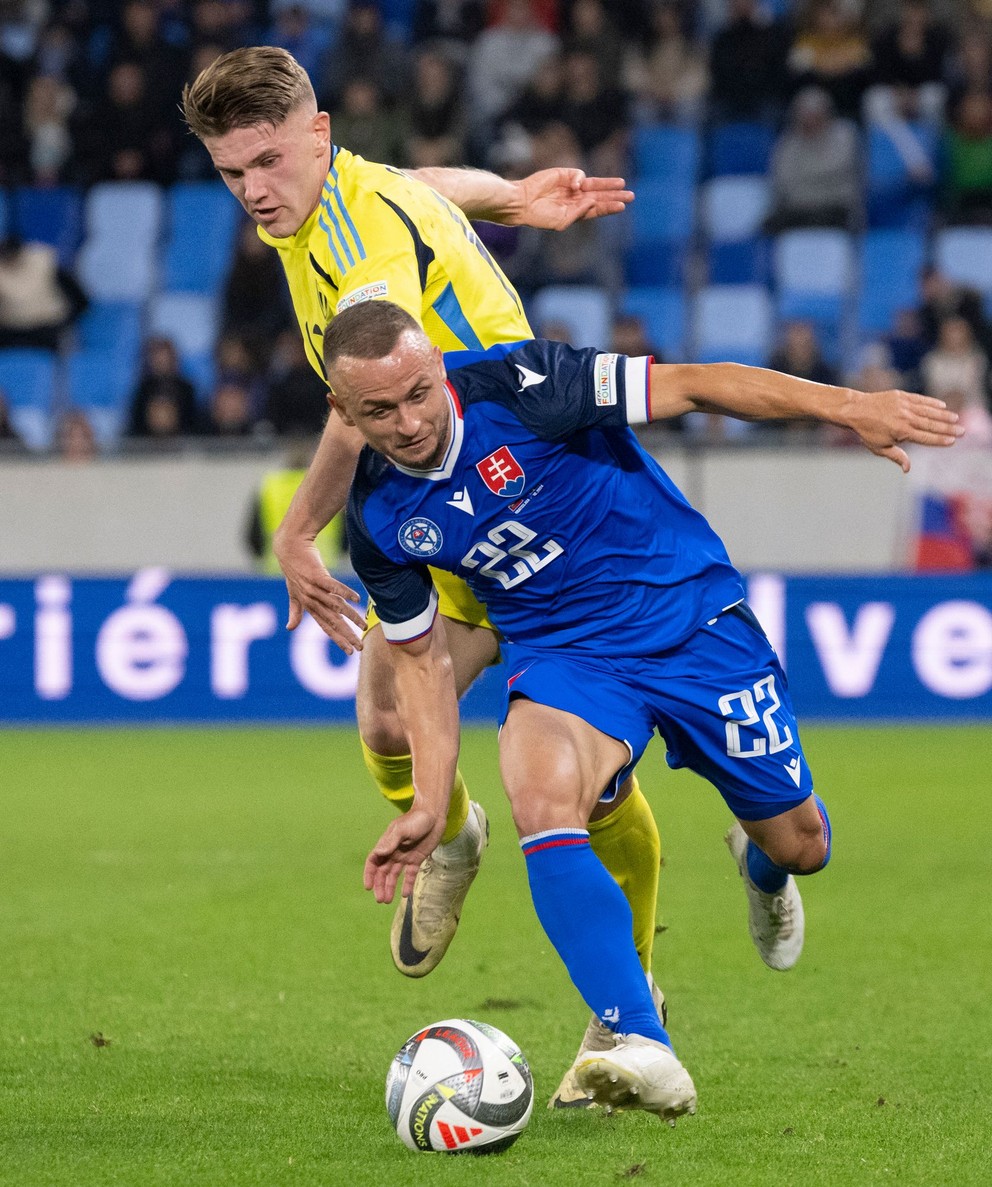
[337,280,389,312]
[594,352,619,407]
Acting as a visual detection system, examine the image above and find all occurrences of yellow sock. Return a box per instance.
[359,740,470,845]
[589,777,661,971]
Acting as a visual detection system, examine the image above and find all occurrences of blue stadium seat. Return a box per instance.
[624,178,695,285]
[701,175,772,284]
[856,229,926,335]
[0,190,8,239]
[865,121,938,230]
[707,122,776,177]
[12,187,84,265]
[77,182,163,301]
[77,301,144,363]
[162,183,241,294]
[66,347,139,445]
[619,287,687,361]
[0,348,57,450]
[148,292,220,361]
[693,285,773,366]
[773,230,854,358]
[530,285,612,350]
[632,124,701,182]
[934,227,992,298]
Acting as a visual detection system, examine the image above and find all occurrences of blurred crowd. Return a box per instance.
[2,0,992,482]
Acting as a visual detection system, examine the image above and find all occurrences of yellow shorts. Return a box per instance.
[365,568,494,634]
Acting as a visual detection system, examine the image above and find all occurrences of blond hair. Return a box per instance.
[181,46,316,140]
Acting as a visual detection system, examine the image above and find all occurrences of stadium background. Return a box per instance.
[1,0,991,723]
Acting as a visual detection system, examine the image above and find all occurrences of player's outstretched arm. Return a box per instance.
[273,410,368,651]
[408,166,634,229]
[363,621,460,904]
[648,363,964,471]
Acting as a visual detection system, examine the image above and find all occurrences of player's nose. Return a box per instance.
[243,169,267,204]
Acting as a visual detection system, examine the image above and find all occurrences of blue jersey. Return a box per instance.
[347,339,745,656]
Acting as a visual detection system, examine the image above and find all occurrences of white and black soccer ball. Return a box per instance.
[386,1018,533,1154]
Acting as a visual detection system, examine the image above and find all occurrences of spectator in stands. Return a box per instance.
[498,52,565,138]
[332,79,408,166]
[563,0,626,89]
[127,337,200,440]
[406,48,467,169]
[942,89,992,224]
[918,264,992,351]
[222,222,293,368]
[176,43,228,181]
[787,0,873,120]
[0,389,26,451]
[268,4,330,83]
[919,315,991,415]
[318,0,409,110]
[764,87,860,233]
[946,26,992,115]
[0,46,29,185]
[110,1,191,124]
[23,73,76,185]
[708,0,790,123]
[558,49,630,178]
[413,0,487,60]
[770,320,838,386]
[215,332,268,416]
[885,307,928,377]
[74,61,178,184]
[263,330,331,436]
[624,1,709,126]
[203,378,257,437]
[53,408,98,463]
[0,235,87,352]
[465,0,560,146]
[861,0,951,186]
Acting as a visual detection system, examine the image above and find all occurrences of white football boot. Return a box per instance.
[390,800,488,977]
[725,822,805,971]
[549,976,668,1109]
[574,1034,697,1123]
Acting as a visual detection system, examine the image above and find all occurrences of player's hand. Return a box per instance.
[363,807,446,904]
[846,390,964,472]
[510,168,634,230]
[273,532,367,653]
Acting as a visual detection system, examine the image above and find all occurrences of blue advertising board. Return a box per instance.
[0,570,990,723]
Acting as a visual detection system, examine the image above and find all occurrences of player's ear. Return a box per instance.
[313,111,330,154]
[327,387,355,426]
[433,345,446,383]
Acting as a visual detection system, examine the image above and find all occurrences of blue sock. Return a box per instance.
[521,829,670,1047]
[746,794,833,892]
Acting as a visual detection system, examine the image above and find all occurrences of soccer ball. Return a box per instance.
[386,1018,533,1154]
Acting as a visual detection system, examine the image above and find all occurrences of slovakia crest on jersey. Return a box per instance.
[398,516,443,557]
[476,446,526,498]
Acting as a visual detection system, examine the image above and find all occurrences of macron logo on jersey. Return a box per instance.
[446,488,475,516]
[476,446,526,498]
[515,364,546,391]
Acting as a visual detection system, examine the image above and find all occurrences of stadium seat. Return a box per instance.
[76,182,163,301]
[856,229,926,336]
[692,284,773,366]
[66,347,139,445]
[619,286,687,361]
[773,230,854,360]
[148,291,221,361]
[0,348,57,450]
[632,124,701,182]
[77,301,144,362]
[701,175,772,284]
[934,227,992,298]
[530,285,612,350]
[707,122,776,177]
[162,183,241,294]
[12,187,84,266]
[623,178,695,285]
[865,120,938,230]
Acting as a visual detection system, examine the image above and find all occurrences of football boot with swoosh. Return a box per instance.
[390,801,488,977]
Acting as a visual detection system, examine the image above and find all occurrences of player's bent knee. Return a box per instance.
[356,709,407,758]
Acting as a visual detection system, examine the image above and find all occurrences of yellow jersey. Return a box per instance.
[256,145,533,378]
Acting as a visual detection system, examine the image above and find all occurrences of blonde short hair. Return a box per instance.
[181,46,316,139]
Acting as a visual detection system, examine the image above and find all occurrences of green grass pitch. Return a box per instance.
[1,725,989,1186]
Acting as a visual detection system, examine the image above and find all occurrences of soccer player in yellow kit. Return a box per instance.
[183,46,664,1104]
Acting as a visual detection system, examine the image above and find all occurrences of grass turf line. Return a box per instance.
[0,726,988,1186]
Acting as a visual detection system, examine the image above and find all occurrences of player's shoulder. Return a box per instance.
[446,339,596,404]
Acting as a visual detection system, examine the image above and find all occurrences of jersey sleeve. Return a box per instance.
[346,490,438,644]
[330,190,430,325]
[499,339,652,439]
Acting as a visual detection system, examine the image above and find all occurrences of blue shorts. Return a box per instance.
[499,604,814,822]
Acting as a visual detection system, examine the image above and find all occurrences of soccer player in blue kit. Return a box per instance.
[326,300,962,1120]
